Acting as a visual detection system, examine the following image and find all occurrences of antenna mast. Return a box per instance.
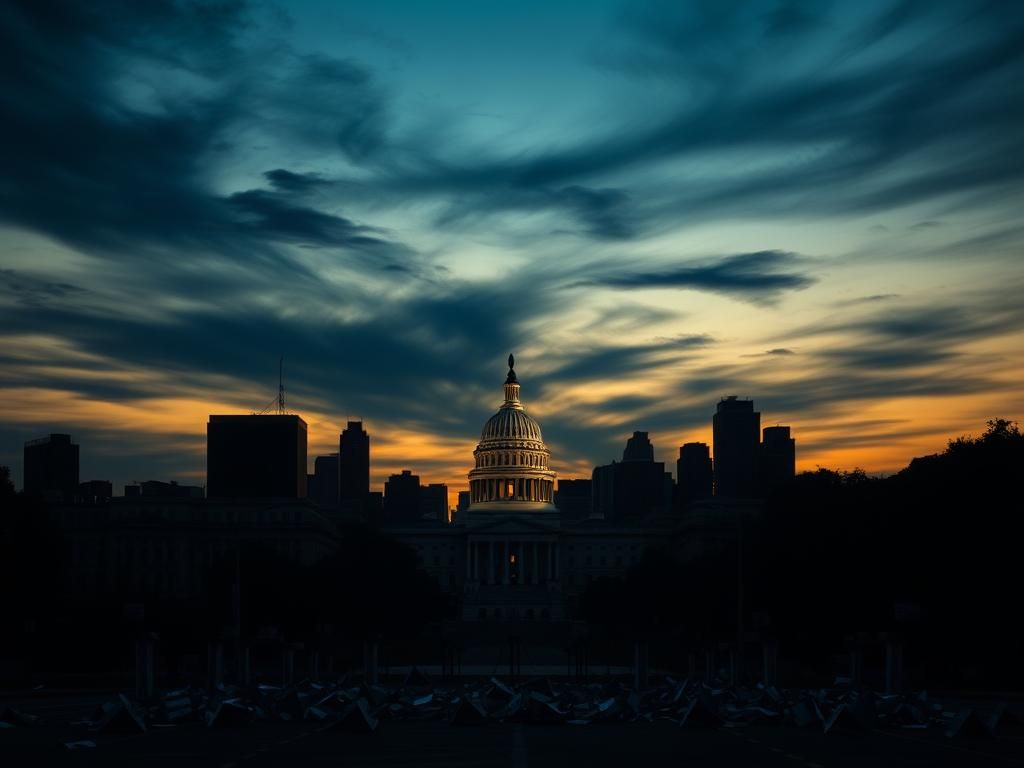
[278,357,285,414]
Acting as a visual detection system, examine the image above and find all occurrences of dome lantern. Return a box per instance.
[503,353,521,408]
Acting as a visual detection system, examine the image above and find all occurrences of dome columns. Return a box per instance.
[469,476,554,504]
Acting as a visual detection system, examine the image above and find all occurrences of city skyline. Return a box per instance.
[3,1,1024,501]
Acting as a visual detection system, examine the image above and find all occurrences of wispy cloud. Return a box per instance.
[1,0,1023,491]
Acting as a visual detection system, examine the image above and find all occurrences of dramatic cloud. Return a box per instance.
[569,251,814,303]
[1,0,1023,494]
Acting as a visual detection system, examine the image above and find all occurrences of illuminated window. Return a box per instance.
[507,481,515,497]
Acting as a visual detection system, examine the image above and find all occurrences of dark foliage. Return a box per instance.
[579,420,1024,688]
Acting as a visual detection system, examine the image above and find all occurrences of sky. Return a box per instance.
[2,0,1023,503]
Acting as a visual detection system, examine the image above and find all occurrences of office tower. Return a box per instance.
[310,454,340,509]
[592,433,673,522]
[339,421,370,513]
[455,491,471,523]
[677,442,713,506]
[553,479,592,521]
[384,470,421,524]
[760,425,796,493]
[713,396,760,498]
[207,414,307,498]
[622,431,655,462]
[23,433,79,502]
[420,483,449,523]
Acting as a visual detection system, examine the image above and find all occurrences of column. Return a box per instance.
[490,541,497,584]
[466,541,472,578]
[503,541,510,584]
[532,541,539,584]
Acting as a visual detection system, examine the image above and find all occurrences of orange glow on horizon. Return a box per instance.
[3,370,1021,509]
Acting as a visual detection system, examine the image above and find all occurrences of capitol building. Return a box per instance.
[388,354,686,624]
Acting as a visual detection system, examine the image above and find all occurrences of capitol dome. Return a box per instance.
[481,406,544,444]
[468,355,557,513]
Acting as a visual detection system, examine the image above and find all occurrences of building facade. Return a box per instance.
[339,421,370,516]
[23,433,79,502]
[759,425,796,493]
[713,396,761,498]
[207,415,308,498]
[677,442,713,506]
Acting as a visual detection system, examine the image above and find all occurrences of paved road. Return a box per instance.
[3,718,1023,767]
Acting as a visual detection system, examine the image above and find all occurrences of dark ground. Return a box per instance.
[2,694,1022,768]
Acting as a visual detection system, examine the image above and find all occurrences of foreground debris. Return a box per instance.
[5,675,1021,744]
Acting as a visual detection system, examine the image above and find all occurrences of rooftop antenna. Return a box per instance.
[278,357,285,414]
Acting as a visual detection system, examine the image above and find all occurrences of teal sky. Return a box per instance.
[1,0,1023,496]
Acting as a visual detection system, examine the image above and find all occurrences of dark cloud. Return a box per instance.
[535,334,713,391]
[0,270,563,443]
[743,347,796,357]
[264,169,330,193]
[359,0,1024,236]
[1,269,87,303]
[838,294,900,307]
[0,0,411,277]
[818,299,1024,346]
[1,0,1023,486]
[580,303,680,334]
[569,251,814,303]
[225,189,412,267]
[430,181,635,241]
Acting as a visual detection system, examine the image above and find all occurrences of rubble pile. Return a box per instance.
[3,673,1021,742]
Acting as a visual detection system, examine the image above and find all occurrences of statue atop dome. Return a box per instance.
[505,353,517,384]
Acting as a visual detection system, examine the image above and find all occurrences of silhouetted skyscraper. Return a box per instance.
[207,414,307,498]
[310,453,340,509]
[384,469,421,524]
[420,482,448,523]
[456,491,470,523]
[677,442,713,506]
[593,433,672,522]
[23,433,79,502]
[622,431,655,462]
[339,421,370,514]
[713,396,760,498]
[554,478,592,521]
[760,425,796,494]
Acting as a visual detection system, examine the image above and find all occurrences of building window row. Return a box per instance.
[475,451,547,469]
[469,477,553,503]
